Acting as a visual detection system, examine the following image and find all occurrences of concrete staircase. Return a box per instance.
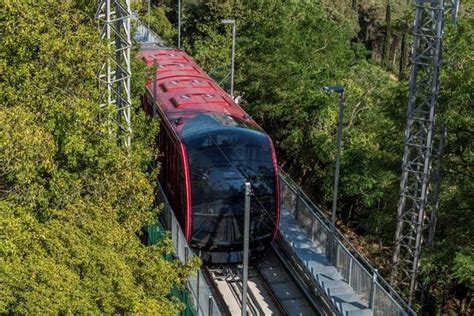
[279,208,372,316]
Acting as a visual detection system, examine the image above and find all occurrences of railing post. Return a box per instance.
[196,271,200,308]
[208,296,213,316]
[348,256,353,286]
[175,221,179,254]
[295,188,301,221]
[184,245,189,264]
[242,182,251,316]
[369,269,378,310]
[327,230,334,264]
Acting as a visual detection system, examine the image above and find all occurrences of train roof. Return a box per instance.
[137,48,262,138]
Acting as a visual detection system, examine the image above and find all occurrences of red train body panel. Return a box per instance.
[138,46,280,263]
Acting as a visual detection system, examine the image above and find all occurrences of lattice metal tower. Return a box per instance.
[392,0,459,303]
[96,0,132,147]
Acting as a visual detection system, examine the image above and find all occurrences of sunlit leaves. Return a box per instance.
[0,1,193,313]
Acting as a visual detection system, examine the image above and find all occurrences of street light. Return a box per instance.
[242,181,251,316]
[323,85,345,260]
[177,0,182,48]
[222,19,236,98]
[147,0,151,41]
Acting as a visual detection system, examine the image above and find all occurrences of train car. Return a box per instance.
[138,44,280,264]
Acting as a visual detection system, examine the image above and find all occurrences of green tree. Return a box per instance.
[180,0,244,87]
[145,0,473,311]
[0,1,195,313]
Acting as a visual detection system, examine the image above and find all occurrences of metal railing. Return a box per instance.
[132,12,166,45]
[157,185,222,316]
[280,171,416,316]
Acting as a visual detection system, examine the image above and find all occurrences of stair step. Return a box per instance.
[318,275,347,289]
[345,308,373,316]
[316,274,344,286]
[313,266,343,280]
[341,302,370,314]
[331,293,365,306]
[327,285,355,297]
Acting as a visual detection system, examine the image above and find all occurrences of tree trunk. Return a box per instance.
[398,0,411,79]
[399,32,408,79]
[382,0,392,70]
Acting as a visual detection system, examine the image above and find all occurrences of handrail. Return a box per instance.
[156,183,222,316]
[279,169,416,315]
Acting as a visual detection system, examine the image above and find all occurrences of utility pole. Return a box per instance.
[147,0,151,41]
[391,0,459,303]
[97,0,132,147]
[177,0,182,48]
[323,85,345,262]
[222,19,236,98]
[242,182,251,316]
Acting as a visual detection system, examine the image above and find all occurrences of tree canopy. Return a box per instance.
[0,1,194,314]
[1,0,472,314]
[153,0,472,313]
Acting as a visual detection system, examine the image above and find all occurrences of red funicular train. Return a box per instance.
[138,44,280,263]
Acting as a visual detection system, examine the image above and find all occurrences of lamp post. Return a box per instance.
[242,182,251,316]
[177,0,182,48]
[147,0,151,41]
[222,19,236,99]
[323,85,345,260]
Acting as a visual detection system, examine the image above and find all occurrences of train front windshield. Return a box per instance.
[185,128,276,249]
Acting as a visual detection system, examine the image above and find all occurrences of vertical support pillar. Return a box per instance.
[369,270,378,309]
[222,19,236,98]
[348,257,353,286]
[177,0,182,48]
[241,182,251,316]
[391,0,450,302]
[208,296,213,316]
[175,221,179,253]
[197,271,200,306]
[295,188,300,221]
[147,0,151,41]
[97,0,132,147]
[230,21,236,98]
[329,90,345,264]
[184,245,189,264]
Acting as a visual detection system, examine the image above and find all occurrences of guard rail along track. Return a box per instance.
[205,243,327,315]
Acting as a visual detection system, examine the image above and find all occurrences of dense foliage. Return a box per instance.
[154,0,472,313]
[1,0,471,313]
[0,1,195,314]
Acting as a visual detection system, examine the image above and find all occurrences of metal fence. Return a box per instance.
[132,13,165,45]
[157,185,222,316]
[280,171,416,316]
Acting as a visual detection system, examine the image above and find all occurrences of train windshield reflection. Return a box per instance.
[184,128,276,249]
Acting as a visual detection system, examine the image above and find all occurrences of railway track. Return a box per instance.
[206,244,321,315]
